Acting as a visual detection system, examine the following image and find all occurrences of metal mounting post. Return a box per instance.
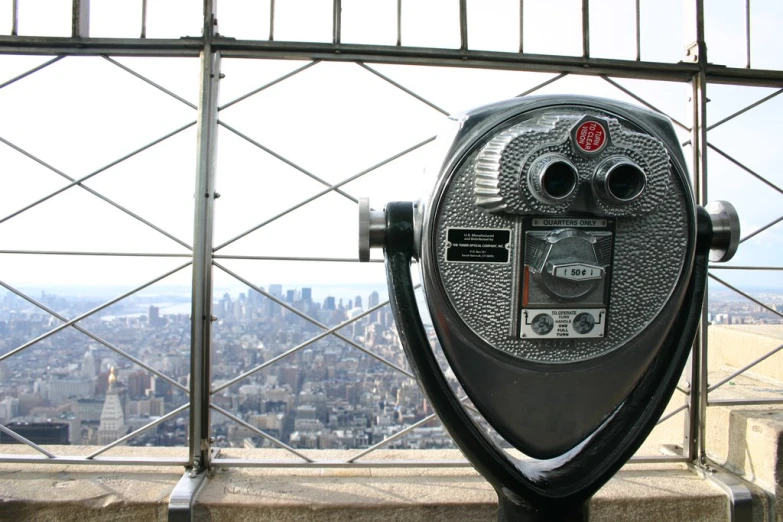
[189,0,220,473]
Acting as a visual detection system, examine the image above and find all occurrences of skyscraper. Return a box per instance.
[97,368,127,446]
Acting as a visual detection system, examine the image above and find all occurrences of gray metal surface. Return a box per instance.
[431,104,689,362]
[168,470,208,522]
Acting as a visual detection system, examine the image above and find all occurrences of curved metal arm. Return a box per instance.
[385,201,710,516]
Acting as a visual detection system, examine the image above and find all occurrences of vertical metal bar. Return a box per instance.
[72,0,89,38]
[635,0,641,61]
[684,0,708,466]
[745,0,751,68]
[141,0,148,38]
[581,0,590,58]
[518,0,524,53]
[269,0,275,41]
[332,0,341,44]
[396,0,402,46]
[189,0,220,473]
[459,0,468,51]
[11,0,18,36]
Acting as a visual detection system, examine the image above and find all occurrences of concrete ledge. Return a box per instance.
[0,447,734,522]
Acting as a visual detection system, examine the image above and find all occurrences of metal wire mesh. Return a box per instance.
[0,0,780,470]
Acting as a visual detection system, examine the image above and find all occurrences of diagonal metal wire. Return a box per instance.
[213,254,383,263]
[0,250,191,257]
[739,215,783,244]
[210,403,313,462]
[0,122,197,250]
[707,142,783,198]
[85,403,190,459]
[657,404,687,425]
[0,261,192,363]
[217,120,358,204]
[0,56,65,91]
[213,135,436,251]
[0,423,57,458]
[707,87,783,132]
[600,75,690,131]
[210,291,416,394]
[214,262,416,379]
[218,60,321,111]
[708,343,783,393]
[356,62,450,116]
[346,396,472,463]
[0,280,188,393]
[709,273,783,321]
[517,72,568,97]
[102,56,198,109]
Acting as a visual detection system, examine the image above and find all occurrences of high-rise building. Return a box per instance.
[354,295,363,309]
[368,291,379,309]
[148,305,163,328]
[324,296,336,311]
[269,284,283,299]
[301,288,312,304]
[97,368,127,446]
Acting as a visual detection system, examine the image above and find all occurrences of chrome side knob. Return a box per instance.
[705,200,740,263]
[358,198,386,262]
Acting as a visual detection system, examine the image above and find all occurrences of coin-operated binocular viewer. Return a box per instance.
[358,96,740,521]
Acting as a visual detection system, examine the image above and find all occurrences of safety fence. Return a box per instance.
[0,0,781,473]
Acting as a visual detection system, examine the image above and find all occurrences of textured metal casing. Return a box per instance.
[418,95,697,458]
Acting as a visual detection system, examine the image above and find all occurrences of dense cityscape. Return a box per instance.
[0,285,781,452]
[0,285,451,451]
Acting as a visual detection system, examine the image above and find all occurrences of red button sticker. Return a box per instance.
[575,120,607,153]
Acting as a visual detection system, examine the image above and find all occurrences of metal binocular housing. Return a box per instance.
[358,95,740,521]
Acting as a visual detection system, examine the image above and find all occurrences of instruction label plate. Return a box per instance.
[521,308,606,338]
[446,228,511,263]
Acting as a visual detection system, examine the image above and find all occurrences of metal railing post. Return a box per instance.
[188,0,221,473]
[683,0,709,466]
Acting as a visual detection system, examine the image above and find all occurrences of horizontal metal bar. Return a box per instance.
[215,40,700,82]
[0,250,191,257]
[0,455,188,466]
[709,265,783,270]
[211,458,472,468]
[212,254,382,262]
[627,455,690,464]
[708,398,783,406]
[1,37,783,87]
[708,343,783,393]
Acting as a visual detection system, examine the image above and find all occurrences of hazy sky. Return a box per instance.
[0,0,782,295]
